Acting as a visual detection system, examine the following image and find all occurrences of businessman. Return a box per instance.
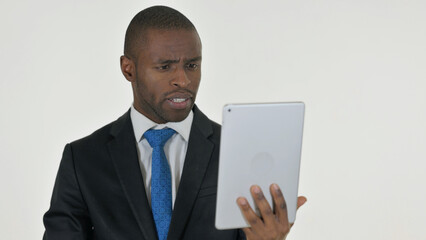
[43,6,306,240]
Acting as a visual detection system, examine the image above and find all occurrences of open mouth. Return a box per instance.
[165,90,194,109]
[167,97,192,109]
[170,98,187,103]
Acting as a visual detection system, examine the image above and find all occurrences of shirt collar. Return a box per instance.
[130,104,194,142]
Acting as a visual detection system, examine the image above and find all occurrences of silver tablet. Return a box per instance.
[215,102,305,230]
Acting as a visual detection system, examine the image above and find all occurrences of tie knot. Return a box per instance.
[143,128,176,148]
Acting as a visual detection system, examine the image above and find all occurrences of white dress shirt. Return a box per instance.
[130,105,194,208]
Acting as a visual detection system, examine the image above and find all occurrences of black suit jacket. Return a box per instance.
[43,106,244,239]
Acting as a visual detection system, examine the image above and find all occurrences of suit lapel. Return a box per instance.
[107,111,158,240]
[168,106,215,239]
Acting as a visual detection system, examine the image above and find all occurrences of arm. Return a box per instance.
[43,144,93,240]
[237,184,306,240]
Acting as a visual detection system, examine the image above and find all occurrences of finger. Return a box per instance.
[241,227,255,240]
[270,183,289,225]
[290,196,307,228]
[297,196,307,210]
[249,185,276,226]
[236,197,265,231]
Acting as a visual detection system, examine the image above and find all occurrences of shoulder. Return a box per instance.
[69,110,131,150]
[192,105,221,140]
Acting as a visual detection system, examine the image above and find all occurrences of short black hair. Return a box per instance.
[124,6,197,58]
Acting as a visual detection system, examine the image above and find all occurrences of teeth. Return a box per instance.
[171,98,186,103]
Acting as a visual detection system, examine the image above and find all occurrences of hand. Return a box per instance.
[237,184,307,240]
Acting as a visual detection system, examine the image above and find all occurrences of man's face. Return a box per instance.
[122,29,202,123]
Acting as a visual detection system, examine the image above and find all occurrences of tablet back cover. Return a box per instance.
[215,102,305,230]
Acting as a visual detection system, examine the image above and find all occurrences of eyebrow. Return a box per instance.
[157,59,180,65]
[186,56,202,63]
[156,56,202,65]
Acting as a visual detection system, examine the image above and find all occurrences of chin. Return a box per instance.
[164,110,191,123]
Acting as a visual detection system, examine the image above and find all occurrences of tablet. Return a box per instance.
[215,102,305,230]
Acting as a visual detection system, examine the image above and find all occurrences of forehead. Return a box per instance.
[139,29,202,60]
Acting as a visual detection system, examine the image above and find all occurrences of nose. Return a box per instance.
[171,68,190,88]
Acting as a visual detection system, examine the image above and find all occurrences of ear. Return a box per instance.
[120,55,135,82]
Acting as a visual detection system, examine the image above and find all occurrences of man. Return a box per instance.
[43,6,306,240]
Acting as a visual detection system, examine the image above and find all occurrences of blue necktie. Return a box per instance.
[143,128,176,240]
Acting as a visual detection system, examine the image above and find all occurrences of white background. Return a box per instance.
[1,0,425,239]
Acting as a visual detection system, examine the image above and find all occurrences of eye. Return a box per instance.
[157,65,170,70]
[186,63,198,70]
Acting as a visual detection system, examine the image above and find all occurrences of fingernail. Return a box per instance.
[273,184,282,195]
[272,183,279,191]
[253,186,261,194]
[238,198,247,206]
